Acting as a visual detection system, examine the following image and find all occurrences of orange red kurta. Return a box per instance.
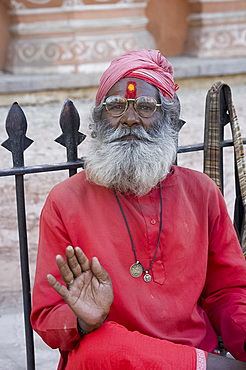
[31,166,246,368]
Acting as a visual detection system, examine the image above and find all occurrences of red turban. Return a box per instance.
[96,49,178,105]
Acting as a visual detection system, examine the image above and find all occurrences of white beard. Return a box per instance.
[85,119,177,196]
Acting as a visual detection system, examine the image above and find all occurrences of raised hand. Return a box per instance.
[47,246,114,333]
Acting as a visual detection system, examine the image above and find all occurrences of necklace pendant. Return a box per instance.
[143,272,151,282]
[130,262,143,278]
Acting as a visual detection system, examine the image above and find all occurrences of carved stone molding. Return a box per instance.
[185,0,246,57]
[185,25,246,57]
[10,0,26,10]
[6,31,154,74]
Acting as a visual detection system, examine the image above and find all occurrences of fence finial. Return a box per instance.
[55,99,86,162]
[1,102,33,167]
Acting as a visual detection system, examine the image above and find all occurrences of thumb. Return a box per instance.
[91,257,110,283]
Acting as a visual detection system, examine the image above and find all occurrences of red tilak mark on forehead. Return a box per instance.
[125,81,137,99]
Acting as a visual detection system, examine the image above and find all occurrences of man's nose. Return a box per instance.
[120,103,140,127]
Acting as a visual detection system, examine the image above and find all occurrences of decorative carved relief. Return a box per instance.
[7,41,60,64]
[10,0,26,9]
[185,26,246,57]
[6,0,154,74]
[6,32,154,71]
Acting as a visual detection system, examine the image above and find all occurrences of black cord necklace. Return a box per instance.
[113,183,163,282]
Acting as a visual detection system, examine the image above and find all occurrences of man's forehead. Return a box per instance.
[125,81,137,98]
[106,77,160,99]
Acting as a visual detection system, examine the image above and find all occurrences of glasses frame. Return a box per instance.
[103,96,162,118]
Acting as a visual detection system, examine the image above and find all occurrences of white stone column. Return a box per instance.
[184,0,246,57]
[5,0,155,75]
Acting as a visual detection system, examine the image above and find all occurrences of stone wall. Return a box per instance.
[0,1,10,71]
[4,0,155,74]
[1,0,246,76]
[185,0,246,57]
[146,0,189,56]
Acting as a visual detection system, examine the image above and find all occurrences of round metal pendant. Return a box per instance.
[130,263,143,278]
[143,273,151,282]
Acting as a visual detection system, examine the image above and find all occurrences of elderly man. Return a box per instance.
[31,49,246,369]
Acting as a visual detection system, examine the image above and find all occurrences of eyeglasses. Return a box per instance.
[103,96,161,118]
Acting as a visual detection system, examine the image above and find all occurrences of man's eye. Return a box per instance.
[138,104,153,111]
[110,104,125,110]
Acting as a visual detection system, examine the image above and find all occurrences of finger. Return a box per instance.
[66,246,82,277]
[75,247,91,272]
[91,257,110,283]
[56,254,74,285]
[47,274,69,301]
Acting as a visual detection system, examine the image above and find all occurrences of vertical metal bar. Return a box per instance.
[69,166,77,178]
[1,103,35,370]
[233,152,244,244]
[219,88,228,196]
[219,115,224,196]
[15,174,35,370]
[219,87,231,196]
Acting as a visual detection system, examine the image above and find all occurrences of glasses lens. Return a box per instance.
[105,96,127,117]
[135,97,157,118]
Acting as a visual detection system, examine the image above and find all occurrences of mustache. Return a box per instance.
[97,119,162,144]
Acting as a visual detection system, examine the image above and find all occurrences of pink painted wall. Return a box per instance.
[147,0,189,56]
[0,1,10,71]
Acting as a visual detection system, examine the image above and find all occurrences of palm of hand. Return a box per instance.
[65,268,113,326]
[47,246,114,331]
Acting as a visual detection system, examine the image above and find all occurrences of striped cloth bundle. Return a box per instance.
[203,81,246,255]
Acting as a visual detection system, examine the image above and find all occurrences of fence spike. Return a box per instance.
[55,99,86,162]
[1,102,33,167]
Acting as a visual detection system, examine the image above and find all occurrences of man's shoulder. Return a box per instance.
[169,165,220,195]
[47,170,92,203]
[52,170,86,191]
[172,165,216,185]
[47,170,112,203]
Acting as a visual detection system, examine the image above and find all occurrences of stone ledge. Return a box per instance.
[168,55,246,79]
[0,56,245,95]
[0,68,104,94]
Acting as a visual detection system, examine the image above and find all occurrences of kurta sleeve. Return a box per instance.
[31,191,81,352]
[200,185,246,362]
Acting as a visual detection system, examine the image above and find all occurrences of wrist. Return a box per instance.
[77,319,89,337]
[77,314,109,337]
[77,318,97,334]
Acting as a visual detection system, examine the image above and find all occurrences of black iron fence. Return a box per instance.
[0,93,245,370]
[0,100,85,370]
